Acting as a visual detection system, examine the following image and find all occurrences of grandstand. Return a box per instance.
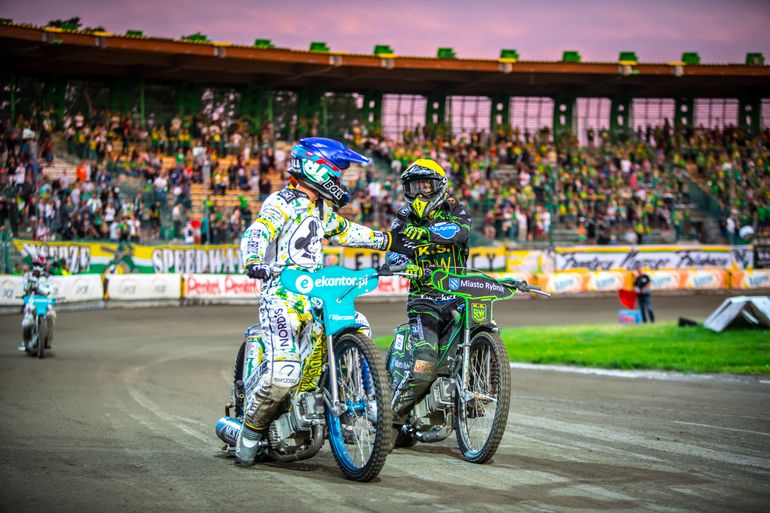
[1,20,769,254]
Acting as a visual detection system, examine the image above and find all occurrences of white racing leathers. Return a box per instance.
[22,273,56,345]
[239,186,388,430]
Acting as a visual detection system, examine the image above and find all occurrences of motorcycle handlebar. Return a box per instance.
[376,263,407,276]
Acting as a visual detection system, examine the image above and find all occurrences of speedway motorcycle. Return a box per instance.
[21,295,56,359]
[216,264,407,481]
[386,267,550,463]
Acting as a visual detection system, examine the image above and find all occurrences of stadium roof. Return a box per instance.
[2,23,769,98]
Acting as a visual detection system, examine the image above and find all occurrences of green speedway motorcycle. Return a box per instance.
[386,267,550,463]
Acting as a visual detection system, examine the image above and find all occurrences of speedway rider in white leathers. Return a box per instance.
[19,255,56,351]
[236,137,412,466]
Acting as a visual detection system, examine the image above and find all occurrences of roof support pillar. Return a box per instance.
[610,96,632,142]
[674,97,694,134]
[362,91,383,136]
[425,92,446,137]
[739,96,761,136]
[489,95,510,139]
[552,95,575,143]
[175,83,201,120]
[297,88,322,137]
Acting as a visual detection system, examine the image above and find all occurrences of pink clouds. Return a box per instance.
[2,0,768,63]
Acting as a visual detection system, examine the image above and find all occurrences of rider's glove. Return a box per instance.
[386,230,417,257]
[245,263,271,280]
[405,264,423,279]
[403,225,430,242]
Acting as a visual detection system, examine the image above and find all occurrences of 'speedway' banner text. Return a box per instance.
[14,240,243,274]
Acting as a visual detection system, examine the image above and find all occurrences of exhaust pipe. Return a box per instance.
[215,416,242,447]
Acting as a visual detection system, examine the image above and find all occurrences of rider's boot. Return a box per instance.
[235,423,265,466]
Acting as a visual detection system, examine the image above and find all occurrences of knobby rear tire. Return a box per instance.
[326,331,393,482]
[36,317,46,359]
[232,341,246,419]
[454,330,511,464]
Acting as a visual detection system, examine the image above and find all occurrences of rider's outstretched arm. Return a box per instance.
[385,212,412,266]
[240,193,288,268]
[324,205,390,251]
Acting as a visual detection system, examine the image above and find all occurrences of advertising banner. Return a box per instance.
[755,244,770,269]
[0,276,24,306]
[537,272,586,294]
[183,274,260,300]
[13,239,120,274]
[730,270,770,289]
[50,275,104,302]
[554,245,753,271]
[13,240,244,274]
[340,247,522,272]
[505,250,543,273]
[367,275,411,297]
[495,272,534,285]
[340,248,386,271]
[683,269,728,290]
[107,274,182,300]
[647,270,683,291]
[467,247,508,271]
[585,271,627,292]
[0,275,102,304]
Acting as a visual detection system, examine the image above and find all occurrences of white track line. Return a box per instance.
[672,421,770,438]
[511,412,770,471]
[510,362,767,384]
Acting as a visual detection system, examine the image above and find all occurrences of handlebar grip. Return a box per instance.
[528,284,541,291]
[379,263,407,275]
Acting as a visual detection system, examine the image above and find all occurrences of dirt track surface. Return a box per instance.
[1,294,769,512]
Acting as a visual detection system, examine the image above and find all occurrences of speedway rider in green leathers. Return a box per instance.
[236,137,412,466]
[386,158,472,425]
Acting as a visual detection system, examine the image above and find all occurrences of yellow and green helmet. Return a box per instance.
[400,158,447,219]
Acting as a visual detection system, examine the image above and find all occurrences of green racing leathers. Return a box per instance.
[385,198,472,419]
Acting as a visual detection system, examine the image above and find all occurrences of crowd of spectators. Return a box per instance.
[357,121,768,244]
[3,103,767,249]
[0,106,289,244]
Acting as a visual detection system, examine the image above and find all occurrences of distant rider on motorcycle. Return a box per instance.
[236,137,413,466]
[385,158,472,424]
[19,255,56,351]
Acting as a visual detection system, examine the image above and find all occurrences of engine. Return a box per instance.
[409,377,454,430]
[268,391,325,454]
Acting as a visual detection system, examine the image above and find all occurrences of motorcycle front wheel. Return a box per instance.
[326,331,392,482]
[25,317,38,357]
[454,329,511,463]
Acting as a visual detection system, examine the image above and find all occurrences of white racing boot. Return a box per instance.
[235,424,265,466]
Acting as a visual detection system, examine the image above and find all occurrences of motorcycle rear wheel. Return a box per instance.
[454,330,510,463]
[326,331,392,482]
[37,317,46,359]
[231,341,246,419]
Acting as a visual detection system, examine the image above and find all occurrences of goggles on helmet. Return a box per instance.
[404,178,442,198]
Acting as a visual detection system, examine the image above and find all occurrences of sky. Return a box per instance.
[2,0,769,63]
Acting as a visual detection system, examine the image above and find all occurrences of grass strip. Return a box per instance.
[374,322,770,375]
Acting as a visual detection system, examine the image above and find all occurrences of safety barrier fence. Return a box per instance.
[2,268,769,307]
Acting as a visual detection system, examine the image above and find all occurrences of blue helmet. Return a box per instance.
[289,137,370,208]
